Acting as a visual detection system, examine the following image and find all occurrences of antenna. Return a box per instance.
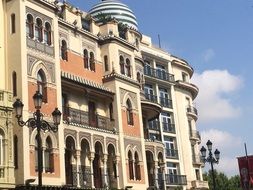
[158,34,161,48]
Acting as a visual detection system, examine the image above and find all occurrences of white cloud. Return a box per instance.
[201,129,242,176]
[202,48,215,62]
[201,129,242,150]
[192,70,243,124]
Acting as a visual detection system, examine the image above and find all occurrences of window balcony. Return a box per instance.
[166,149,179,159]
[160,97,173,108]
[145,93,158,104]
[191,180,209,189]
[62,106,115,132]
[189,130,201,141]
[148,120,160,131]
[165,174,187,185]
[163,123,176,134]
[192,155,204,165]
[144,65,175,83]
[186,106,198,120]
[175,80,199,99]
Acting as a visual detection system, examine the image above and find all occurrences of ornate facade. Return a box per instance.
[1,0,208,189]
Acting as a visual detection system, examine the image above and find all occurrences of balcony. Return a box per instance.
[63,106,115,132]
[144,65,175,83]
[163,123,176,134]
[166,149,179,159]
[192,155,204,165]
[145,93,158,104]
[165,174,187,185]
[191,180,209,189]
[175,80,199,99]
[141,95,162,121]
[148,120,160,131]
[189,130,201,142]
[187,106,198,120]
[160,97,173,108]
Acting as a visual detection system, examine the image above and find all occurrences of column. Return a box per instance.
[75,149,81,187]
[89,152,95,188]
[115,156,120,189]
[103,154,108,188]
[154,161,159,188]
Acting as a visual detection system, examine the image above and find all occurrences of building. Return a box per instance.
[1,0,208,189]
[0,0,15,189]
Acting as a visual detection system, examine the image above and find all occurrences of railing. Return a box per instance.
[189,130,201,140]
[148,120,160,131]
[63,106,115,131]
[166,149,179,159]
[165,174,187,185]
[145,93,158,104]
[192,155,203,164]
[160,97,173,108]
[163,123,176,133]
[144,65,175,82]
[187,106,198,115]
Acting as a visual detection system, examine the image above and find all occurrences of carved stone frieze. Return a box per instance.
[120,88,137,108]
[27,54,56,83]
[79,132,91,144]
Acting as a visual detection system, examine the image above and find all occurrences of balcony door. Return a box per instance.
[144,84,154,102]
[144,61,151,75]
[156,64,166,79]
[161,112,172,131]
[159,88,170,107]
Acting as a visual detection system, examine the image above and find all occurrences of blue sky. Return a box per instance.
[67,0,253,176]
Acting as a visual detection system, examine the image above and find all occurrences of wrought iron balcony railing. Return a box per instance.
[165,174,187,185]
[187,106,198,115]
[160,97,173,108]
[148,120,160,131]
[144,65,175,82]
[62,106,115,131]
[145,93,158,104]
[166,149,179,159]
[192,155,203,164]
[163,122,176,133]
[189,130,201,140]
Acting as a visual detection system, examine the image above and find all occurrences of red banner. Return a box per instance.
[238,155,253,190]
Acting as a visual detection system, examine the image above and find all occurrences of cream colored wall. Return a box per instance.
[0,0,5,89]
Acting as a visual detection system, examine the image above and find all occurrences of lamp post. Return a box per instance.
[13,91,61,189]
[200,140,220,190]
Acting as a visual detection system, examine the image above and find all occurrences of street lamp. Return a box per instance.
[200,140,220,190]
[13,91,61,189]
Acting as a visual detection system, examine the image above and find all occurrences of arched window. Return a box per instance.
[61,40,68,61]
[44,22,52,45]
[134,152,141,180]
[26,14,34,38]
[83,49,88,69]
[128,151,134,180]
[12,71,17,97]
[35,18,43,42]
[104,55,108,71]
[125,58,131,77]
[137,72,141,83]
[135,38,139,48]
[11,14,16,34]
[126,99,133,125]
[90,52,95,71]
[14,135,18,169]
[44,137,53,173]
[119,56,125,74]
[37,69,47,103]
